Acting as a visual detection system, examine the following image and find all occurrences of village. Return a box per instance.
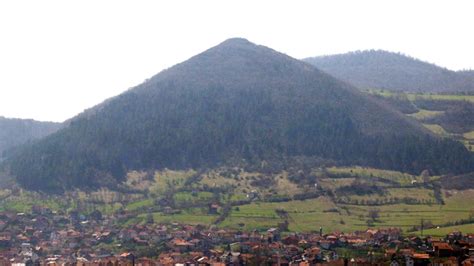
[0,205,473,265]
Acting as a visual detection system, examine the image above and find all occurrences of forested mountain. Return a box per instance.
[0,117,61,159]
[459,70,474,81]
[304,50,474,92]
[4,39,473,192]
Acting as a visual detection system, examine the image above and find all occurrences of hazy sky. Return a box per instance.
[1,0,473,122]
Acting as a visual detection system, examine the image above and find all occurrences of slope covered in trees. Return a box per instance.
[304,50,474,93]
[0,117,61,159]
[4,39,473,192]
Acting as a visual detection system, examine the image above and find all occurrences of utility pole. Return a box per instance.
[421,218,424,237]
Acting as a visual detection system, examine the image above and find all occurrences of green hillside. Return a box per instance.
[304,50,474,93]
[3,39,473,192]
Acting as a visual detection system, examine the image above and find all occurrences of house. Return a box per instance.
[163,206,173,215]
[390,260,401,266]
[0,233,11,248]
[267,227,281,242]
[412,253,430,265]
[462,257,474,266]
[208,203,221,214]
[169,238,194,252]
[304,247,321,262]
[282,235,299,246]
[432,242,456,257]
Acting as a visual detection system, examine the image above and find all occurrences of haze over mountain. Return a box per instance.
[304,50,474,93]
[459,70,474,80]
[0,117,61,159]
[4,39,473,191]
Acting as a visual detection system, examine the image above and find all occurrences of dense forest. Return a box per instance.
[0,117,61,160]
[304,50,474,93]
[4,39,473,192]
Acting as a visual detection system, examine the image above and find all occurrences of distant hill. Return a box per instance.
[0,117,61,159]
[4,39,473,191]
[304,50,474,93]
[459,70,474,81]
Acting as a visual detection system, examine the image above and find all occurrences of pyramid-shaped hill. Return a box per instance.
[5,38,473,191]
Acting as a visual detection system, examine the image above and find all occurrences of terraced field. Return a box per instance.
[218,192,474,233]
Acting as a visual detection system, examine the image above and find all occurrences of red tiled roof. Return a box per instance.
[413,253,430,259]
[433,242,454,251]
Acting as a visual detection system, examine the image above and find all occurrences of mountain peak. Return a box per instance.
[219,37,253,46]
[204,37,269,57]
[144,37,298,92]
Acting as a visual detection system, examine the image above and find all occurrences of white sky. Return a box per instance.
[0,0,473,122]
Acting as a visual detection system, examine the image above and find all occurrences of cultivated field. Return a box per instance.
[1,167,473,237]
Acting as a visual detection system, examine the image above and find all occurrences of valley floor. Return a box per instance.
[1,166,474,263]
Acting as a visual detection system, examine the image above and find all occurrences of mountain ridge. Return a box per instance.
[304,50,474,92]
[0,116,62,159]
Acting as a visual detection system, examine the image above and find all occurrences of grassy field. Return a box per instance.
[0,190,65,213]
[367,90,474,103]
[423,124,449,136]
[343,203,471,232]
[405,94,474,102]
[217,176,474,234]
[415,224,474,237]
[463,131,474,140]
[138,208,218,225]
[126,198,154,211]
[318,178,356,191]
[387,188,434,201]
[218,196,473,233]
[343,187,435,204]
[174,191,214,204]
[199,170,308,201]
[2,166,474,236]
[408,109,444,120]
[220,197,348,232]
[326,166,424,185]
[151,169,197,194]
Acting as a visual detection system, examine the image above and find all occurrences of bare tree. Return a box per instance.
[368,208,380,222]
